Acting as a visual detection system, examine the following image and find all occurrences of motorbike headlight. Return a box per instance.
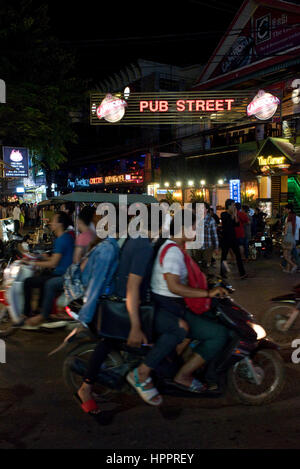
[251,323,267,340]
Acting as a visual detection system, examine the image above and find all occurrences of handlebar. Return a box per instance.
[208,279,235,294]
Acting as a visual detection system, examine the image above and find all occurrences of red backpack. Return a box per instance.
[159,242,211,315]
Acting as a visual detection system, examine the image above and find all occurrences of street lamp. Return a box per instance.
[176,181,182,187]
[188,180,194,187]
[218,179,224,185]
[200,179,205,186]
[164,182,169,187]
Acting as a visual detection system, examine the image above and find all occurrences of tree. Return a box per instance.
[0,0,84,196]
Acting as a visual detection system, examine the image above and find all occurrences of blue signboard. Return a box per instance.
[230,179,241,203]
[3,146,29,178]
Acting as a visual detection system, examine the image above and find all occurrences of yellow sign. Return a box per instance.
[105,175,126,184]
[258,156,285,166]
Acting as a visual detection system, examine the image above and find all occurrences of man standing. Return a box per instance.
[191,202,219,274]
[13,202,21,233]
[220,199,247,279]
[29,203,37,227]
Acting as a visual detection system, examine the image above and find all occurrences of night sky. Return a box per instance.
[47,0,245,81]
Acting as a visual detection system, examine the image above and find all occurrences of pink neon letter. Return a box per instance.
[225,99,234,110]
[140,101,149,112]
[215,100,224,111]
[159,101,169,112]
[176,100,185,112]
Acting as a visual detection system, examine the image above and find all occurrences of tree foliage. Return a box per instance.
[0,0,84,190]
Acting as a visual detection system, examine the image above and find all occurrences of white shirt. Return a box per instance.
[151,240,187,298]
[13,207,21,221]
[295,216,300,241]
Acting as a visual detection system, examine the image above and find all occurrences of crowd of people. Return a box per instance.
[0,201,40,233]
[9,198,299,419]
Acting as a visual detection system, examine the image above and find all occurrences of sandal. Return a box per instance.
[126,369,163,406]
[74,392,100,415]
[173,378,207,394]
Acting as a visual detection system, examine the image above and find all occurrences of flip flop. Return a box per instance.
[73,392,101,415]
[172,378,207,394]
[126,369,163,406]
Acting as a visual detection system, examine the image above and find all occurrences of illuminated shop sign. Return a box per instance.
[89,173,143,185]
[91,91,281,125]
[230,179,241,204]
[89,177,104,185]
[258,156,286,166]
[67,178,90,188]
[247,90,280,120]
[3,146,29,177]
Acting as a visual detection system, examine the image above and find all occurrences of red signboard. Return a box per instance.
[211,5,300,80]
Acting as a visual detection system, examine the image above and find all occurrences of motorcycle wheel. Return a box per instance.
[261,305,300,348]
[227,349,285,405]
[63,342,125,395]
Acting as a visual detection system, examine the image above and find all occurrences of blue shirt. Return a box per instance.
[53,232,74,276]
[115,237,154,300]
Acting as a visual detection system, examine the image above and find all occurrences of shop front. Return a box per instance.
[249,137,300,213]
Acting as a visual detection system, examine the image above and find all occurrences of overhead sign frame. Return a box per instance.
[90,90,281,125]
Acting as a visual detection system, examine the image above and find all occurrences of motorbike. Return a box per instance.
[0,232,25,283]
[55,282,285,406]
[0,251,73,338]
[261,282,300,348]
[248,230,273,260]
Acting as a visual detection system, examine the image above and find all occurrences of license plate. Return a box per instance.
[255,243,262,247]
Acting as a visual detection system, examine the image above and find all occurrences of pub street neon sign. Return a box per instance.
[90,90,281,125]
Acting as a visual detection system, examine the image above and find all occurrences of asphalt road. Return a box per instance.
[1,255,300,450]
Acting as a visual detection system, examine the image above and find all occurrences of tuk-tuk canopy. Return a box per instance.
[38,192,157,206]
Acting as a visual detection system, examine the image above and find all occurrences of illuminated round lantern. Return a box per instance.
[96,93,127,123]
[247,90,280,120]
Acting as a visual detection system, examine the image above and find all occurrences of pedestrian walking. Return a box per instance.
[235,202,250,260]
[220,199,247,279]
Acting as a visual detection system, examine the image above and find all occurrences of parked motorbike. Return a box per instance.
[56,283,285,406]
[261,283,300,348]
[248,230,273,260]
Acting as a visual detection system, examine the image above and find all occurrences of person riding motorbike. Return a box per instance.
[73,206,96,264]
[149,209,229,395]
[22,211,74,329]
